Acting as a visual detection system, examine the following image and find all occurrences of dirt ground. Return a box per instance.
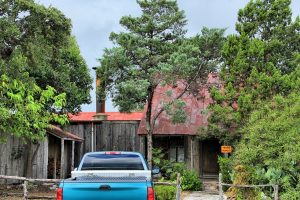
[181,191,192,200]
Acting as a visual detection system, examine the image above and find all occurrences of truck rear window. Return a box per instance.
[81,154,145,170]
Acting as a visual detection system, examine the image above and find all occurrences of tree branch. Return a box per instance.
[150,62,207,129]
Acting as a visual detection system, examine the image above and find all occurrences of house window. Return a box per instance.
[169,146,184,162]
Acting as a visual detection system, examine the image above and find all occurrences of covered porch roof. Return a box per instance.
[48,125,83,141]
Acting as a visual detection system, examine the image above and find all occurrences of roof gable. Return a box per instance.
[138,73,220,135]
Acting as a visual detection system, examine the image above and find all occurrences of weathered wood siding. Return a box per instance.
[96,121,142,152]
[64,121,145,168]
[64,123,92,163]
[0,136,48,179]
[31,138,48,179]
[184,136,200,176]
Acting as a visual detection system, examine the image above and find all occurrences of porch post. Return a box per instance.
[60,139,64,179]
[219,173,223,200]
[71,141,75,171]
[53,147,57,179]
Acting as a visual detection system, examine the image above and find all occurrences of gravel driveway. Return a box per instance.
[183,191,221,200]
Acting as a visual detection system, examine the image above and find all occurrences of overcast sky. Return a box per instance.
[38,0,300,112]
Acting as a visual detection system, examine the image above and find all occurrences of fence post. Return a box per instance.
[274,185,279,200]
[23,180,28,200]
[176,173,181,200]
[219,173,223,200]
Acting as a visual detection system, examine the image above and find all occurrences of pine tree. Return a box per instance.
[97,0,225,167]
[206,0,300,143]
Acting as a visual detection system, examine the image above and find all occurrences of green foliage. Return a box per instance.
[0,74,68,142]
[98,0,225,167]
[160,162,185,181]
[226,165,261,200]
[98,0,188,112]
[164,99,187,123]
[161,162,201,191]
[97,0,225,119]
[152,148,167,168]
[154,185,176,200]
[152,147,180,179]
[181,169,202,191]
[218,156,233,184]
[232,91,300,198]
[206,0,300,143]
[152,148,201,191]
[0,0,92,112]
[280,190,300,200]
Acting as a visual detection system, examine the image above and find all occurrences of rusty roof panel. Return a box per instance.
[138,74,219,135]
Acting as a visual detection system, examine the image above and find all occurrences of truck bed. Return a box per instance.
[61,176,150,200]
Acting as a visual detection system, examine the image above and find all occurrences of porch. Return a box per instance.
[152,135,221,179]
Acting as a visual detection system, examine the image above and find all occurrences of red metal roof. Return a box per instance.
[138,73,220,135]
[69,112,143,122]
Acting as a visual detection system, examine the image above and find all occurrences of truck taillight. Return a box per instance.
[147,187,154,200]
[105,151,121,154]
[56,188,63,200]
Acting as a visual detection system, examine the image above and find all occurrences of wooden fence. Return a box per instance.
[0,175,59,199]
[218,173,279,200]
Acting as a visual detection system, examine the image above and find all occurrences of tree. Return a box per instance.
[206,0,300,143]
[97,0,225,167]
[0,73,68,177]
[0,0,92,177]
[231,66,300,199]
[0,0,93,112]
[0,74,67,142]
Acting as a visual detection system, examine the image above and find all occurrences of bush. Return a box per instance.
[154,185,176,200]
[232,93,300,198]
[280,189,300,200]
[218,156,233,184]
[167,162,186,181]
[153,147,202,191]
[181,169,202,191]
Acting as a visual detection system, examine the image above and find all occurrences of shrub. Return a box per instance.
[280,189,300,200]
[154,185,176,200]
[232,93,300,198]
[153,148,202,191]
[167,162,186,181]
[218,156,233,184]
[152,148,166,168]
[226,165,259,200]
[181,169,202,191]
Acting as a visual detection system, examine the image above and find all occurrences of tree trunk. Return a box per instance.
[147,131,153,169]
[146,87,154,169]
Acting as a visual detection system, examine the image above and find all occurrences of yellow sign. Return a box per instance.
[221,146,233,154]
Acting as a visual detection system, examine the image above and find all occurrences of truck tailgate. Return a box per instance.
[62,177,149,200]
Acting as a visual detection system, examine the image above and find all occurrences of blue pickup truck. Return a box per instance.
[56,151,157,200]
